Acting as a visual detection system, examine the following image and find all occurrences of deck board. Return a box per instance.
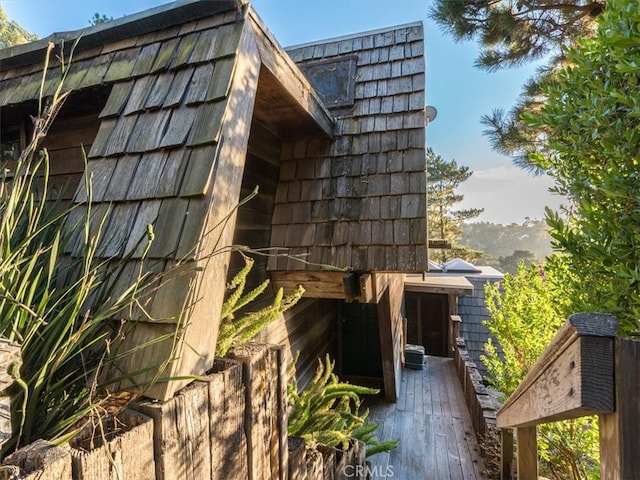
[366,356,488,479]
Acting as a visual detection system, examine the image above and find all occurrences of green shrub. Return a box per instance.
[216,254,304,357]
[483,262,599,479]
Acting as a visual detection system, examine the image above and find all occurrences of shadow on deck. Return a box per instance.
[365,356,488,479]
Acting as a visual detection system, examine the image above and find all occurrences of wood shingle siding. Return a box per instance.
[270,22,427,274]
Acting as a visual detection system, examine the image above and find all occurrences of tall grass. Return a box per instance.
[0,42,184,454]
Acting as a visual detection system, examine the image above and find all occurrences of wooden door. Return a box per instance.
[405,292,449,357]
[339,302,383,379]
[421,293,449,356]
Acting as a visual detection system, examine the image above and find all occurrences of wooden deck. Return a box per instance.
[366,356,488,479]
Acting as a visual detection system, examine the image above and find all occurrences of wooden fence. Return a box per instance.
[452,333,502,475]
[496,313,640,479]
[0,343,368,480]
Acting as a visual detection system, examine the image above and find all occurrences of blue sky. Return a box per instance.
[1,0,563,224]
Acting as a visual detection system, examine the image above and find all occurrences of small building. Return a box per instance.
[403,262,504,380]
[0,0,428,401]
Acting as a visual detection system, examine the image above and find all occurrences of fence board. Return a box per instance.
[70,410,155,480]
[288,437,307,480]
[230,343,275,480]
[135,381,211,480]
[206,358,248,480]
[2,439,72,480]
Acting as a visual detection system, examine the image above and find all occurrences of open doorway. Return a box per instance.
[405,291,449,357]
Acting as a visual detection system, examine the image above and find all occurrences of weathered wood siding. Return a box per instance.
[262,298,338,390]
[269,23,427,273]
[230,120,282,289]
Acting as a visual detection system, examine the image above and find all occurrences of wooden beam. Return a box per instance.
[343,272,358,303]
[404,274,473,296]
[428,239,451,249]
[599,338,640,479]
[497,313,618,429]
[270,270,348,299]
[516,426,538,480]
[376,274,404,402]
[358,273,375,303]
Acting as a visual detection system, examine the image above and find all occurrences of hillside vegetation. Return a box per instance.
[457,219,552,273]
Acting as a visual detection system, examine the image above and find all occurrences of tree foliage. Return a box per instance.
[459,218,552,266]
[0,6,37,49]
[430,0,604,70]
[483,262,599,479]
[525,0,640,335]
[426,148,483,263]
[90,13,114,26]
[430,1,605,171]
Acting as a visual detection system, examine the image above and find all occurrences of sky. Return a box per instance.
[1,0,564,224]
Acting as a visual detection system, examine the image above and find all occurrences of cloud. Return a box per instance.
[455,165,566,224]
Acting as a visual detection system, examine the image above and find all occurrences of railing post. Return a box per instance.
[500,428,513,480]
[516,426,537,480]
[599,338,640,479]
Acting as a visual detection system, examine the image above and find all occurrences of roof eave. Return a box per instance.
[247,6,334,138]
[0,0,245,70]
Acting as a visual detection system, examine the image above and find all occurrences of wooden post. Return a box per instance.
[2,439,72,479]
[70,410,155,480]
[231,343,285,480]
[135,381,212,480]
[516,426,537,480]
[376,274,404,402]
[0,338,21,451]
[599,338,640,479]
[450,314,461,357]
[287,436,306,480]
[269,346,288,480]
[500,428,513,480]
[317,445,336,480]
[306,447,323,479]
[206,358,248,480]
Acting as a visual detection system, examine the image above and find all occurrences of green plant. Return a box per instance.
[215,254,304,357]
[483,262,599,479]
[522,0,640,337]
[0,42,185,454]
[287,354,398,457]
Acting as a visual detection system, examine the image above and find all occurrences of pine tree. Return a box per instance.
[430,0,605,172]
[430,0,604,70]
[0,6,37,49]
[427,148,483,263]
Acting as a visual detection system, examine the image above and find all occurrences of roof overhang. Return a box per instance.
[404,273,474,296]
[0,0,244,70]
[247,7,334,138]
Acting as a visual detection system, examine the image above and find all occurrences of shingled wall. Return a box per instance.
[268,22,428,273]
[458,269,504,380]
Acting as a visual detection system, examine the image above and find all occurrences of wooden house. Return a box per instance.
[0,0,427,401]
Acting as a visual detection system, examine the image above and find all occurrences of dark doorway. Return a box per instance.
[339,301,383,380]
[405,292,449,357]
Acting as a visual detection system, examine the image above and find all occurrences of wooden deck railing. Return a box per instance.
[497,313,640,479]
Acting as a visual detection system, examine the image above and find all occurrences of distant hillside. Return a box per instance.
[457,219,553,272]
